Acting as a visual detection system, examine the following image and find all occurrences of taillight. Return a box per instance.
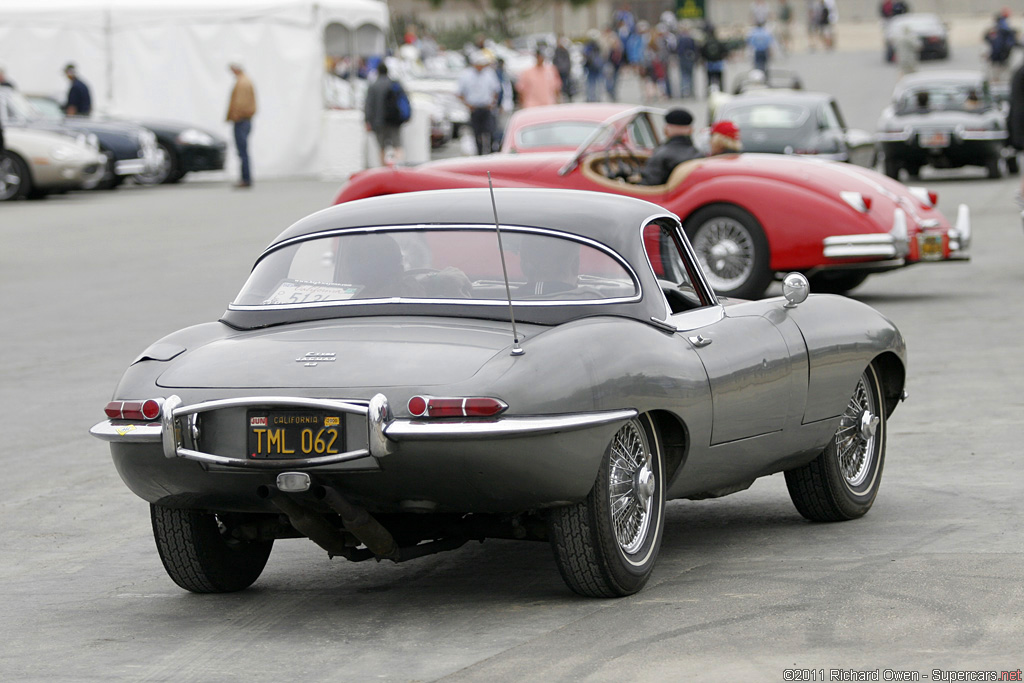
[928,191,938,206]
[407,396,507,418]
[104,399,163,421]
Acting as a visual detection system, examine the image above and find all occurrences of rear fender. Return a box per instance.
[672,175,882,271]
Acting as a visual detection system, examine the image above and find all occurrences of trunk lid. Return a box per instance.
[157,317,526,389]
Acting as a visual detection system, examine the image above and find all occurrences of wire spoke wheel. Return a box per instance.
[547,414,665,597]
[836,376,878,489]
[785,365,888,522]
[608,420,655,555]
[691,217,755,292]
[684,204,772,299]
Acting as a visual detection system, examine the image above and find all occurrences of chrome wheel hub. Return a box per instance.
[836,375,879,488]
[608,420,654,556]
[692,218,754,291]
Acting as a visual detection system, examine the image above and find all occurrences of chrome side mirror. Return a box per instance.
[782,272,809,308]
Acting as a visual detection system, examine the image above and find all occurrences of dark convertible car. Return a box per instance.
[91,188,906,598]
[876,70,1012,179]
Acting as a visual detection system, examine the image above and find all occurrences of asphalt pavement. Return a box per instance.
[0,45,1022,682]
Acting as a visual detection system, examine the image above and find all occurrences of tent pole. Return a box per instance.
[105,9,113,107]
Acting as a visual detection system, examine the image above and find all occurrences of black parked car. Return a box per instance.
[876,70,1012,180]
[714,91,876,166]
[1,89,158,189]
[27,95,226,185]
[884,13,950,63]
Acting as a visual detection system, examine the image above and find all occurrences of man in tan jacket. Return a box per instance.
[226,61,256,188]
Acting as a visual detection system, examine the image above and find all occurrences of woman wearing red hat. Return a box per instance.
[710,120,743,155]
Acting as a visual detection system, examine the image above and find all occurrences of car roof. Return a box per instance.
[225,189,682,330]
[270,188,673,254]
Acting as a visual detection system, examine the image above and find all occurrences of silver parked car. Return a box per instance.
[1,125,104,200]
[91,189,907,597]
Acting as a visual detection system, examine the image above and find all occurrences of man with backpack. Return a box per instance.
[701,24,729,96]
[364,62,410,166]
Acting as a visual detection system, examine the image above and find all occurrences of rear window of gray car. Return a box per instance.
[233,228,639,307]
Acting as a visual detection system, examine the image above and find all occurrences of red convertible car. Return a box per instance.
[336,107,970,298]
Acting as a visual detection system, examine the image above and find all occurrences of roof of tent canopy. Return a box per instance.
[0,0,389,30]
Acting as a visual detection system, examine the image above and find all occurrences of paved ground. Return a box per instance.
[1,47,1022,682]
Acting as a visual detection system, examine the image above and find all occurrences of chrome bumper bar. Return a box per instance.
[823,233,900,259]
[90,394,637,469]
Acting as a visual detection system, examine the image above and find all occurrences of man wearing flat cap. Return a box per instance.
[639,107,701,185]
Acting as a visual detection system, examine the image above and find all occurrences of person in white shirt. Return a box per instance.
[457,52,501,155]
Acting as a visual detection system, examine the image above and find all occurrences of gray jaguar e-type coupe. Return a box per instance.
[91,188,907,598]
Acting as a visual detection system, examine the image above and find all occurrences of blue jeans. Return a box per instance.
[678,61,694,98]
[234,118,252,184]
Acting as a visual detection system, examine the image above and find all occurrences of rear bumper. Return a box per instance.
[820,203,969,265]
[92,394,635,513]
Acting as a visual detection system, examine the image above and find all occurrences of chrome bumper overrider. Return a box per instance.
[90,394,638,470]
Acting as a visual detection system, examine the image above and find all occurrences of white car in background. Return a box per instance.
[1,126,105,200]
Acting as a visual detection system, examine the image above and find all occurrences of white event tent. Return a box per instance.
[0,0,391,178]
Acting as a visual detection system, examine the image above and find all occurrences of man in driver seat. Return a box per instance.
[638,107,701,186]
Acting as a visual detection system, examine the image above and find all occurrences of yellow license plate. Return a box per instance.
[918,233,944,261]
[247,410,343,458]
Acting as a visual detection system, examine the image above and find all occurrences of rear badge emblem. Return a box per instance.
[297,352,336,367]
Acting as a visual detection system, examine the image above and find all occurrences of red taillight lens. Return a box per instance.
[407,396,507,418]
[862,196,873,211]
[928,191,938,206]
[104,399,162,421]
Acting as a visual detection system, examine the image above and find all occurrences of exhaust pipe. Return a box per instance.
[317,485,400,562]
[258,486,356,559]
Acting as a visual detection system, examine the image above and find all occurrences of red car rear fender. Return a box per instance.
[335,167,547,205]
[672,175,883,271]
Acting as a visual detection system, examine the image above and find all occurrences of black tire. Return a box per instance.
[548,414,665,598]
[0,152,32,201]
[884,44,894,63]
[151,504,273,593]
[883,156,901,179]
[684,204,773,299]
[96,154,120,190]
[1007,154,1019,175]
[905,165,921,179]
[808,271,869,294]
[785,365,887,522]
[133,142,179,185]
[987,157,1003,179]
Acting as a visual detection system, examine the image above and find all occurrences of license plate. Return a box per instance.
[918,233,945,261]
[247,409,344,459]
[920,131,950,148]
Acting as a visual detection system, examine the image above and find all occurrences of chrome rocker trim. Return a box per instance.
[91,394,637,470]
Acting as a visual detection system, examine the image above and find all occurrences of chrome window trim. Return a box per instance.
[230,224,644,312]
[638,213,719,313]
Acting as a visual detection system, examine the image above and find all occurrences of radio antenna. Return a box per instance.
[487,173,524,357]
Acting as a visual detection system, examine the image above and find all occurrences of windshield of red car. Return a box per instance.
[232,228,639,307]
[517,122,601,149]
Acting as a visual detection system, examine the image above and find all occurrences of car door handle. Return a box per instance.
[688,334,712,348]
